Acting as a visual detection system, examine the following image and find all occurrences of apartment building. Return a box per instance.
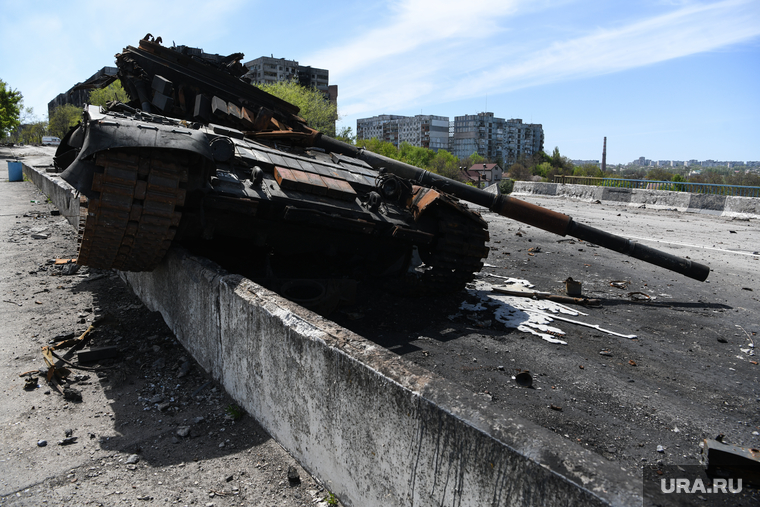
[356,114,450,151]
[502,118,544,166]
[243,56,331,94]
[47,67,117,117]
[450,113,544,165]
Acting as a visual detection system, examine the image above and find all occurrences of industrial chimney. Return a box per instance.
[602,137,607,173]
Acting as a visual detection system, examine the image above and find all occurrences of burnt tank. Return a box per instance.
[55,36,709,297]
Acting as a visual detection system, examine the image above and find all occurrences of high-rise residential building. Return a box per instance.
[48,67,117,117]
[356,114,450,151]
[242,56,335,100]
[450,113,544,166]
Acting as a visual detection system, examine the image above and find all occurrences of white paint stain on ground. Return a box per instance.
[462,279,582,345]
[462,277,638,344]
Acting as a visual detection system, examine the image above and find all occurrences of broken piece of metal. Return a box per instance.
[491,285,600,307]
[565,277,582,296]
[703,438,760,487]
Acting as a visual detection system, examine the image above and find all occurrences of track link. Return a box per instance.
[77,148,187,271]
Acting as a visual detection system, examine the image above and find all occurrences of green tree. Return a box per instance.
[19,121,46,144]
[0,79,23,139]
[335,126,355,144]
[549,147,574,172]
[398,142,434,168]
[703,170,724,185]
[724,171,760,187]
[428,149,461,180]
[89,80,129,107]
[509,161,532,181]
[357,138,399,159]
[645,167,673,181]
[533,161,553,178]
[15,107,46,144]
[254,80,338,136]
[48,104,82,139]
[573,163,604,177]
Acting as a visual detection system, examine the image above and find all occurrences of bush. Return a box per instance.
[498,178,514,194]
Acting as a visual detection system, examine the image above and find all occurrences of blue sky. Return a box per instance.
[1,0,758,164]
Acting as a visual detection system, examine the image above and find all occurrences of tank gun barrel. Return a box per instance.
[316,135,709,282]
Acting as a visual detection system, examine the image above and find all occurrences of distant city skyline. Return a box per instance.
[1,1,758,164]
[572,156,760,168]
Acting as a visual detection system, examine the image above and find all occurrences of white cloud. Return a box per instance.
[325,0,760,119]
[310,0,523,76]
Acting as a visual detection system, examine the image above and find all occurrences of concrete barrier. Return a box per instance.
[125,250,641,507]
[512,181,760,218]
[630,189,690,211]
[686,194,727,215]
[22,163,80,229]
[560,183,603,201]
[600,187,632,203]
[724,195,760,218]
[512,181,558,196]
[25,163,642,507]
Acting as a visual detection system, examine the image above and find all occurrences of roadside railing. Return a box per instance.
[552,175,760,197]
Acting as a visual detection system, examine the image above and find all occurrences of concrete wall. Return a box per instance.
[513,181,760,218]
[22,164,80,229]
[25,163,642,507]
[124,250,641,507]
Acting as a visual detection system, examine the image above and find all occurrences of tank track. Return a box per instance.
[412,203,490,294]
[77,148,187,271]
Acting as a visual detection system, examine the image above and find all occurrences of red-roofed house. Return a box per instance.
[462,163,503,187]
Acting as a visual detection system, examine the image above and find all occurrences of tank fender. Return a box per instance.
[61,117,214,198]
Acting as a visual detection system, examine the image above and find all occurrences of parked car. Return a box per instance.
[42,136,61,146]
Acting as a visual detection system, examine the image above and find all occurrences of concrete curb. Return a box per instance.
[21,164,80,229]
[25,163,642,507]
[512,181,760,218]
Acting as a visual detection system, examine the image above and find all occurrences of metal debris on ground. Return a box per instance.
[609,280,629,289]
[23,375,39,390]
[76,346,119,363]
[627,291,653,301]
[565,277,582,296]
[703,438,760,487]
[491,285,600,307]
[34,322,117,400]
[736,325,755,355]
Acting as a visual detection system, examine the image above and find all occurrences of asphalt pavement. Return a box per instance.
[330,190,760,505]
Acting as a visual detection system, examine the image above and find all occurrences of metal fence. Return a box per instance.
[552,175,760,197]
